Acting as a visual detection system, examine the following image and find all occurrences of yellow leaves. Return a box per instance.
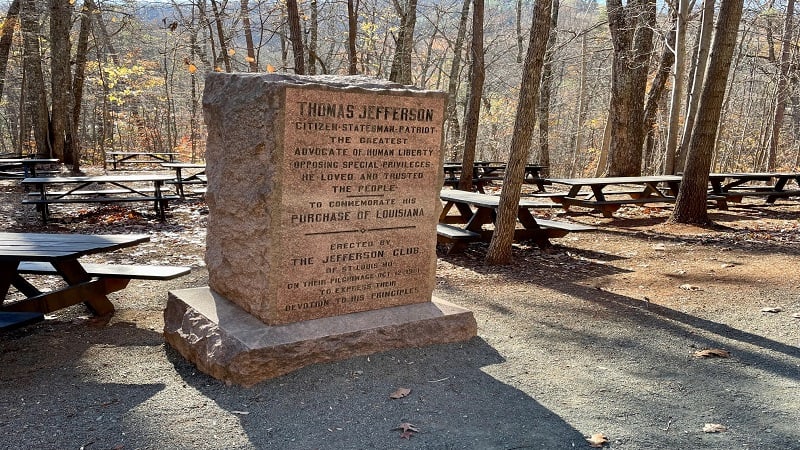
[266,64,276,73]
[187,64,197,74]
[68,0,76,4]
[215,66,223,72]
[245,56,255,63]
[227,48,236,56]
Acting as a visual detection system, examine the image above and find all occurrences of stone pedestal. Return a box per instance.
[165,74,475,385]
[164,287,477,387]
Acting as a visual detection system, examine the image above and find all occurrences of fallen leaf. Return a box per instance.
[586,432,608,447]
[792,313,800,319]
[392,422,419,433]
[761,307,783,313]
[702,423,727,433]
[389,387,411,399]
[399,430,414,439]
[693,348,731,358]
[680,284,702,291]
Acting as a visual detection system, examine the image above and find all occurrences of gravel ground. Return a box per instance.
[1,177,799,449]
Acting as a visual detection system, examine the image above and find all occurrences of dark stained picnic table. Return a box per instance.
[707,172,800,208]
[545,175,683,217]
[1,232,190,331]
[0,158,59,178]
[106,151,179,170]
[161,162,206,199]
[0,233,150,319]
[437,189,594,253]
[21,174,178,223]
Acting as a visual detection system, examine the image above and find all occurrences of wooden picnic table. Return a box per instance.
[0,232,189,330]
[0,158,59,178]
[106,151,179,170]
[161,162,206,199]
[21,174,179,223]
[546,175,683,217]
[707,172,800,208]
[437,189,594,253]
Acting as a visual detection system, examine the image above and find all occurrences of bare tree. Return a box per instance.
[670,0,744,225]
[765,0,795,170]
[445,0,470,156]
[486,0,552,265]
[389,0,418,85]
[286,0,305,74]
[537,0,559,176]
[347,0,359,74]
[604,0,656,176]
[0,0,20,102]
[459,0,484,191]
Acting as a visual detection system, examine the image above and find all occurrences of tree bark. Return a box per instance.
[643,19,676,173]
[286,0,305,74]
[347,0,359,75]
[50,0,73,163]
[537,0,559,177]
[459,0,484,191]
[486,0,552,265]
[446,0,470,156]
[20,0,49,156]
[389,0,418,85]
[670,0,744,225]
[209,0,230,72]
[677,0,715,172]
[71,0,93,172]
[765,0,795,171]
[0,0,20,101]
[307,0,318,75]
[664,0,687,174]
[605,0,656,176]
[241,0,258,72]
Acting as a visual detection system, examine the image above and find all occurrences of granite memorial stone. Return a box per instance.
[164,74,476,386]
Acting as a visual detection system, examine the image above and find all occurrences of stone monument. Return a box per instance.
[164,74,476,386]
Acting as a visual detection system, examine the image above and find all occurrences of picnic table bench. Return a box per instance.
[21,174,179,223]
[106,151,179,170]
[161,162,207,199]
[438,189,594,253]
[0,158,59,179]
[546,176,683,217]
[0,232,190,330]
[707,172,800,208]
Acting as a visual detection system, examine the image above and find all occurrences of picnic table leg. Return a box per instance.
[516,208,551,249]
[51,260,116,316]
[0,262,17,301]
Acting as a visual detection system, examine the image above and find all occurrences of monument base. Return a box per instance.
[163,287,477,387]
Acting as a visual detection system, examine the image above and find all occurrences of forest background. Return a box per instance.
[3,0,800,175]
[0,0,798,259]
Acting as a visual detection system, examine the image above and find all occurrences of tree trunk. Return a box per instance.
[307,0,318,75]
[664,0,687,174]
[286,0,305,74]
[50,0,73,163]
[486,0,552,265]
[677,0,715,172]
[241,0,258,72]
[209,0,231,72]
[537,0,559,177]
[446,0,470,155]
[347,0,359,75]
[766,0,795,171]
[71,0,92,172]
[605,0,656,176]
[670,0,744,225]
[0,0,20,101]
[389,0,418,85]
[20,0,49,156]
[643,18,676,173]
[516,0,524,63]
[459,0,484,191]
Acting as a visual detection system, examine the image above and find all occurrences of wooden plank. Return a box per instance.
[0,312,44,331]
[18,262,191,280]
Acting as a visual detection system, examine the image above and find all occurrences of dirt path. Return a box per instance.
[1,178,799,449]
